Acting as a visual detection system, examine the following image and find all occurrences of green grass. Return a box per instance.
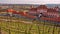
[0,17,60,34]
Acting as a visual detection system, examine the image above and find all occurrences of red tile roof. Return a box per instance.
[30,8,37,11]
[37,5,48,9]
[7,9,15,12]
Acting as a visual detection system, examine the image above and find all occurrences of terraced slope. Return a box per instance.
[0,21,60,34]
[0,16,60,34]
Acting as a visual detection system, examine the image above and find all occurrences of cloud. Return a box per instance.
[0,0,60,4]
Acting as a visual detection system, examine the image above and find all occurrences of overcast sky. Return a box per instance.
[0,0,60,4]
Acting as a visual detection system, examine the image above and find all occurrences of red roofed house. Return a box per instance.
[29,5,48,15]
[46,8,59,17]
[37,5,48,14]
[29,5,60,17]
[7,8,15,16]
[29,8,37,15]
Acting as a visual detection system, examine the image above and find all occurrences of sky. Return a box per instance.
[0,0,60,4]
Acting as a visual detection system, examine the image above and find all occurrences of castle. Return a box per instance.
[29,5,60,17]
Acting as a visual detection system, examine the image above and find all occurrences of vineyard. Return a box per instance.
[0,16,60,34]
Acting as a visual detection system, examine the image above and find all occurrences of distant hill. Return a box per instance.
[0,4,60,7]
[46,4,60,8]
